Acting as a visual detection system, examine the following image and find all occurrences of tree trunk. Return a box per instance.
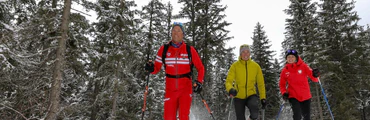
[111,61,120,119]
[90,81,100,120]
[45,0,71,119]
[191,0,195,46]
[362,102,366,120]
[52,0,57,8]
[147,0,154,61]
[315,84,323,120]
[111,81,118,119]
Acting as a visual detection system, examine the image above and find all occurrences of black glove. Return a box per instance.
[312,68,320,78]
[145,60,154,73]
[193,81,203,93]
[283,92,289,101]
[261,99,267,109]
[229,88,237,96]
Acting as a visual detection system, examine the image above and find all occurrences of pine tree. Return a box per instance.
[317,0,363,119]
[272,58,285,118]
[0,1,20,119]
[141,0,167,60]
[46,0,71,118]
[283,0,326,119]
[0,0,63,119]
[59,7,94,120]
[0,0,96,119]
[178,0,232,119]
[356,25,370,120]
[177,0,199,46]
[283,0,319,61]
[212,47,235,120]
[250,22,279,119]
[165,2,174,41]
[88,0,142,119]
[139,0,168,119]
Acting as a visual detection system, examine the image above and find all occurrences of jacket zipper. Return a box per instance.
[175,50,178,90]
[245,61,248,97]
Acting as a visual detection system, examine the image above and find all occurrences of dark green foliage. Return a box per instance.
[283,0,370,119]
[251,22,280,119]
[317,0,369,119]
[0,0,369,119]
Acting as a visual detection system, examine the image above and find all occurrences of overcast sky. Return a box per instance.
[132,0,370,59]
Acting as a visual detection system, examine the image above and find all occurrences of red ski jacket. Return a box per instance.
[279,56,318,102]
[151,42,204,91]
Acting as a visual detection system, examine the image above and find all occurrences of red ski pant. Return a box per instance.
[163,87,192,120]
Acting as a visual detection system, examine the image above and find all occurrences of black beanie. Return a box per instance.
[285,49,299,60]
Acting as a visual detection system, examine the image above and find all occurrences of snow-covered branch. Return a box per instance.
[0,21,14,31]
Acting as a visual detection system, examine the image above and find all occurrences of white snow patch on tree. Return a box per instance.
[0,21,14,31]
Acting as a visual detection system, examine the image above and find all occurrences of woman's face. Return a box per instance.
[241,50,250,60]
[286,55,296,64]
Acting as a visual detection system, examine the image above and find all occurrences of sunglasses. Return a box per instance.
[286,49,297,54]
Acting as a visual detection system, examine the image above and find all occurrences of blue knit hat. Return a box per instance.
[172,22,185,36]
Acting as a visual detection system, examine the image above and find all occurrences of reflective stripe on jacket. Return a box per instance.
[152,42,204,91]
[279,56,318,102]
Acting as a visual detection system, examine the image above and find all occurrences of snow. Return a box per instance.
[0,21,14,31]
[0,0,7,2]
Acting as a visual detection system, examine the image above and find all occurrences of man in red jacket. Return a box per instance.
[145,22,205,120]
[279,49,320,120]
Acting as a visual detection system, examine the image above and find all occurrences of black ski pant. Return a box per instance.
[289,98,311,120]
[234,94,259,120]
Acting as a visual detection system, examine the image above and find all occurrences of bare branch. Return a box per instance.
[71,8,92,16]
[0,103,29,120]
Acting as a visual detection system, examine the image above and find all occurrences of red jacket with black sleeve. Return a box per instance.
[279,56,318,102]
[151,42,205,91]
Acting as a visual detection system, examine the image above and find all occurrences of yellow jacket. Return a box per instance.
[225,57,266,99]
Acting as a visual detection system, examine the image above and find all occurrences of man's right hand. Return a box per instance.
[193,81,203,93]
[145,60,154,73]
[229,88,237,97]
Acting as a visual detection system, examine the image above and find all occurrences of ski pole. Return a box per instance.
[141,73,150,120]
[199,93,216,120]
[227,96,234,120]
[318,78,335,120]
[262,108,265,120]
[276,101,285,120]
[261,99,266,120]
